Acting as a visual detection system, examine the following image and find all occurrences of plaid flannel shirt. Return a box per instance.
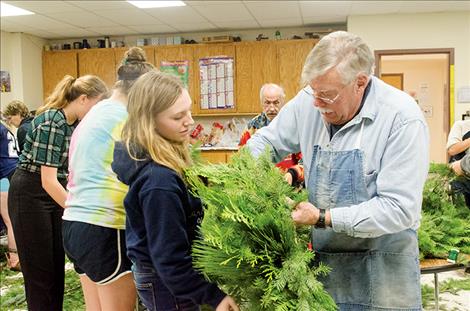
[19,109,77,179]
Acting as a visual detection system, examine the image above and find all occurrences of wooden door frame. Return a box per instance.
[374,48,454,135]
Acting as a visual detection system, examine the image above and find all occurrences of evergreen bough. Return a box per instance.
[186,149,336,311]
[418,163,470,259]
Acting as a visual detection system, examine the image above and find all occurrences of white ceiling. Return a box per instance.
[1,1,469,39]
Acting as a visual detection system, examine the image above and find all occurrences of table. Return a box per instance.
[420,258,467,311]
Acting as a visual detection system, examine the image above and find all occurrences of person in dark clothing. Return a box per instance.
[8,75,108,311]
[0,120,20,270]
[2,100,33,154]
[112,70,239,311]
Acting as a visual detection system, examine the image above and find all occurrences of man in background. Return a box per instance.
[239,83,303,187]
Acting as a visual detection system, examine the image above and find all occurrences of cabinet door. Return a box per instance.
[193,44,236,115]
[277,39,317,101]
[78,49,116,88]
[155,45,195,109]
[114,46,155,67]
[42,51,78,100]
[236,41,278,114]
[200,150,228,163]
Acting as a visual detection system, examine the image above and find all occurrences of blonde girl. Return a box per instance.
[8,74,108,310]
[112,70,239,311]
[63,47,154,311]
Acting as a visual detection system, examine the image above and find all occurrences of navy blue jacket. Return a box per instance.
[112,142,225,308]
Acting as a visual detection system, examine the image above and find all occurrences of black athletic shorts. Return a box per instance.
[63,220,132,284]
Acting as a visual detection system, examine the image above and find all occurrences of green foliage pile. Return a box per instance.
[185,149,336,311]
[419,163,470,259]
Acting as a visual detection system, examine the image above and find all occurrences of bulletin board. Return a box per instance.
[199,56,234,110]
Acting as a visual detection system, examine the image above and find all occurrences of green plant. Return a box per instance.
[186,149,336,311]
[419,163,470,259]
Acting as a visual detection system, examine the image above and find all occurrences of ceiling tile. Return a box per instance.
[46,11,118,28]
[172,22,217,32]
[349,1,402,15]
[65,0,134,11]
[212,19,260,29]
[186,1,243,6]
[47,27,101,39]
[88,26,139,36]
[300,1,352,17]
[192,3,253,22]
[145,6,207,24]
[1,15,72,30]
[244,1,301,20]
[303,15,346,25]
[258,17,303,28]
[6,1,81,14]
[398,1,470,13]
[23,29,58,39]
[93,9,162,25]
[127,24,179,35]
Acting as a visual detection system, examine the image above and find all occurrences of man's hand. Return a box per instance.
[291,202,318,226]
[450,160,464,176]
[216,296,239,311]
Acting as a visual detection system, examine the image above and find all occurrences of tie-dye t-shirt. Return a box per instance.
[63,99,128,229]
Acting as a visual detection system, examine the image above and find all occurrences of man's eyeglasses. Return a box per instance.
[302,83,349,105]
[262,99,281,108]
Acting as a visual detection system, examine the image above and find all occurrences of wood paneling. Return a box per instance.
[155,45,195,108]
[236,41,278,113]
[42,51,78,100]
[277,39,317,101]
[200,150,229,163]
[78,49,116,87]
[193,44,236,115]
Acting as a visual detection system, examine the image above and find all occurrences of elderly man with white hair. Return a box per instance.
[239,83,304,186]
[247,31,429,310]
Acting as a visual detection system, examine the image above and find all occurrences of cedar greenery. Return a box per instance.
[186,149,336,311]
[418,163,470,260]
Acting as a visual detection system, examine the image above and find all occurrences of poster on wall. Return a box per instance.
[1,71,11,92]
[199,56,234,110]
[160,61,189,89]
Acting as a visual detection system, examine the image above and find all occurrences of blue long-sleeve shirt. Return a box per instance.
[112,143,225,308]
[247,76,429,238]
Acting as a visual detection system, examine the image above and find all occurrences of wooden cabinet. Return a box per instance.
[155,45,196,110]
[193,44,236,115]
[42,39,318,114]
[277,39,317,101]
[78,49,116,87]
[236,41,278,114]
[42,51,78,100]
[200,150,236,163]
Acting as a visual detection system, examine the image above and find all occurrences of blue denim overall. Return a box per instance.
[308,122,421,311]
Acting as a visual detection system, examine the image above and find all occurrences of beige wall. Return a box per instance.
[348,11,470,124]
[1,31,46,111]
[382,57,448,163]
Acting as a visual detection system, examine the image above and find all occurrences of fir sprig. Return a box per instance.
[185,148,336,310]
[419,163,470,259]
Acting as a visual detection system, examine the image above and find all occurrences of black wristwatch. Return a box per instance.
[315,208,326,229]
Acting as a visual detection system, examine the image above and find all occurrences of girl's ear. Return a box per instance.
[78,94,87,105]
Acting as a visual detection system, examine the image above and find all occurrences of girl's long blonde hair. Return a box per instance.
[122,70,191,175]
[36,75,108,115]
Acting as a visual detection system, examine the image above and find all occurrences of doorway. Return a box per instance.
[375,49,454,164]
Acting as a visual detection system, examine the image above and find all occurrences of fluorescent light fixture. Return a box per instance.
[1,2,35,17]
[127,1,186,9]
